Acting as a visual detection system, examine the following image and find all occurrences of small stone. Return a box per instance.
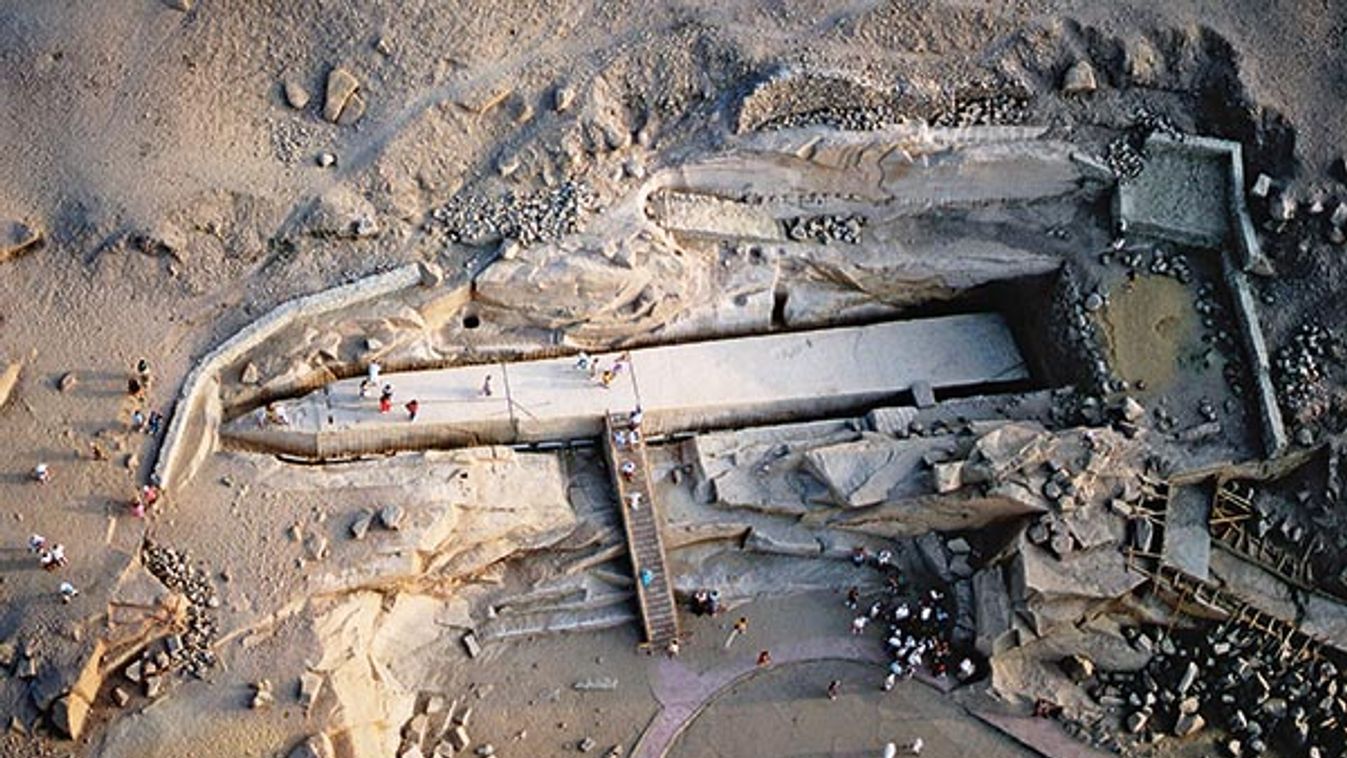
[345,512,372,542]
[8,716,23,735]
[475,745,495,757]
[1121,396,1145,423]
[946,537,971,554]
[1270,192,1296,222]
[554,85,575,112]
[58,372,78,393]
[379,504,405,530]
[299,671,324,711]
[304,533,330,561]
[1126,709,1150,733]
[1174,712,1205,737]
[112,687,130,707]
[239,362,261,385]
[51,694,90,739]
[283,80,310,110]
[462,631,481,658]
[1061,60,1098,95]
[1296,427,1314,446]
[911,380,935,409]
[15,655,36,679]
[316,152,336,168]
[1251,174,1273,198]
[162,0,194,10]
[144,675,164,699]
[125,659,143,683]
[579,737,597,752]
[1084,292,1104,312]
[1179,696,1200,715]
[498,238,521,261]
[573,677,618,691]
[1178,661,1199,694]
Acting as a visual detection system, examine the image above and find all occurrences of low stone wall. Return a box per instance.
[1117,134,1270,274]
[153,264,423,492]
[1222,252,1289,457]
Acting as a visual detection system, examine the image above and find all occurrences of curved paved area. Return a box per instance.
[634,635,887,758]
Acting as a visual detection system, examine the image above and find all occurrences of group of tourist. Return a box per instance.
[576,350,631,389]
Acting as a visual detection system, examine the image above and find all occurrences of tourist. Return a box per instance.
[367,361,382,388]
[883,672,897,691]
[827,679,841,700]
[598,368,616,389]
[957,657,976,681]
[883,742,898,758]
[574,352,592,372]
[32,463,49,484]
[869,601,882,619]
[620,460,636,480]
[628,492,642,511]
[147,410,164,435]
[851,616,868,635]
[131,409,146,431]
[379,385,394,413]
[756,650,772,667]
[127,377,143,398]
[136,358,151,383]
[852,546,869,567]
[265,402,290,426]
[629,406,643,430]
[725,616,748,648]
[666,639,680,658]
[59,581,79,603]
[639,568,654,587]
[140,484,160,511]
[845,586,859,609]
[359,378,372,398]
[405,399,420,421]
[628,428,642,447]
[876,549,893,567]
[902,737,924,755]
[28,534,46,553]
[480,374,493,397]
[41,543,67,571]
[612,351,631,376]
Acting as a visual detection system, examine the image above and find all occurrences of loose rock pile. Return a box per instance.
[141,542,220,680]
[784,214,865,244]
[429,181,597,248]
[760,104,905,132]
[1081,624,1347,758]
[1105,110,1182,181]
[1274,321,1342,429]
[932,92,1031,128]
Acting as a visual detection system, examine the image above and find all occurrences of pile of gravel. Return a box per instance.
[142,542,220,679]
[428,180,596,248]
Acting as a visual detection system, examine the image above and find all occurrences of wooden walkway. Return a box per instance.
[603,412,680,649]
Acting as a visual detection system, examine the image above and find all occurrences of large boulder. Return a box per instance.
[289,733,335,758]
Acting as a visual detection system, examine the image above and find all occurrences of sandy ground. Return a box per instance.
[2,1,1347,757]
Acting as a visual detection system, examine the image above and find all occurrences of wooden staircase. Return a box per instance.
[603,412,680,649]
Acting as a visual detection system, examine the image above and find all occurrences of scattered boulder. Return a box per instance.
[446,725,470,751]
[1174,712,1205,737]
[462,631,481,658]
[350,511,374,540]
[58,371,78,393]
[323,67,365,125]
[162,0,194,10]
[251,679,275,709]
[298,671,324,711]
[304,533,330,561]
[50,693,91,739]
[240,362,261,385]
[379,504,405,531]
[418,260,444,287]
[283,79,311,110]
[316,152,336,168]
[554,85,575,112]
[1061,60,1098,95]
[1,219,43,263]
[112,687,130,707]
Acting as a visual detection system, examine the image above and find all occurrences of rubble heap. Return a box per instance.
[428,180,597,248]
[142,542,220,679]
[1089,624,1347,758]
[1274,320,1343,430]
